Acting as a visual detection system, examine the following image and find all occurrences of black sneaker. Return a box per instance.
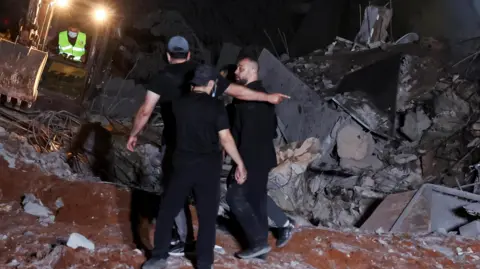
[235,244,271,259]
[142,257,167,269]
[168,241,185,257]
[276,221,295,248]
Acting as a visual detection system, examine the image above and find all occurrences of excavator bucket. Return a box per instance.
[0,39,48,107]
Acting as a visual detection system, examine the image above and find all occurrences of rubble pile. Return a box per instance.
[252,36,480,228]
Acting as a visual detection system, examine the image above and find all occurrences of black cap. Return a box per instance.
[191,64,217,86]
[167,36,189,53]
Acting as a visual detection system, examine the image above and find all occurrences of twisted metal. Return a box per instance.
[27,110,82,153]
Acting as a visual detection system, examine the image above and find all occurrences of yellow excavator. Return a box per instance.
[0,0,116,115]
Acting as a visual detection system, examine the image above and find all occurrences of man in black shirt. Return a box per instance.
[226,56,283,259]
[126,36,289,256]
[141,64,247,269]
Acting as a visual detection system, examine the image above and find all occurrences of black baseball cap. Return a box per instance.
[167,36,189,53]
[191,64,217,86]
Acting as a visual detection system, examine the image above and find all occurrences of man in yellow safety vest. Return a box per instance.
[50,25,89,63]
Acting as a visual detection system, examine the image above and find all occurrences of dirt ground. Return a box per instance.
[1,159,480,269]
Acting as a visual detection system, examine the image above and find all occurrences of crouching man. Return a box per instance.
[142,64,247,269]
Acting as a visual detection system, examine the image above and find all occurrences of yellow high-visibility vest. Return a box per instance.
[58,31,86,62]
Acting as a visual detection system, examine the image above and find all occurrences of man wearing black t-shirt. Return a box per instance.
[226,56,283,259]
[141,64,247,269]
[126,36,289,256]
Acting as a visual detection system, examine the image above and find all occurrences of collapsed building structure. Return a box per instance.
[3,3,480,268]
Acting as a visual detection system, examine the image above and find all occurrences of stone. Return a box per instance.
[336,124,374,161]
[269,138,321,189]
[401,108,431,141]
[22,194,52,218]
[0,126,6,137]
[459,221,480,237]
[463,203,480,217]
[393,154,418,164]
[23,202,52,218]
[67,233,95,251]
[361,177,375,188]
[55,198,64,209]
[340,155,383,173]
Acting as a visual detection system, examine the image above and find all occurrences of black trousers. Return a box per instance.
[226,165,270,247]
[152,153,222,267]
[161,145,194,244]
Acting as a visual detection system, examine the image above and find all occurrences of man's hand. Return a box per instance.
[267,93,290,104]
[126,135,137,152]
[81,55,86,63]
[235,164,247,184]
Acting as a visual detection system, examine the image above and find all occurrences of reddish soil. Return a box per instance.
[1,158,480,269]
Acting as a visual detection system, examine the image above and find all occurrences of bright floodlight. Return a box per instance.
[94,8,108,22]
[56,0,68,7]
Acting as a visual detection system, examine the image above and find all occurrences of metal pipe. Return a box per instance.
[41,3,55,51]
[38,3,50,49]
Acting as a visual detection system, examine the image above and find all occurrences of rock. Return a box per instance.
[401,108,431,141]
[459,221,480,237]
[0,126,7,137]
[393,154,418,164]
[55,198,64,209]
[269,138,321,189]
[433,90,470,132]
[22,194,52,218]
[361,177,375,188]
[336,124,374,161]
[0,203,12,212]
[464,203,480,217]
[340,155,383,173]
[67,233,95,251]
[6,259,20,267]
[23,202,52,218]
[354,187,385,199]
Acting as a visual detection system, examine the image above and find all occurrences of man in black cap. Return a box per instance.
[141,64,247,269]
[127,36,289,256]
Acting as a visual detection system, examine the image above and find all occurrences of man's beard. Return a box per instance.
[236,78,248,85]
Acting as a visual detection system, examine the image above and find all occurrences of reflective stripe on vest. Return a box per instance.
[58,31,86,62]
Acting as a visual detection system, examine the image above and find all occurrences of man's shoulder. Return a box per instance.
[165,61,197,74]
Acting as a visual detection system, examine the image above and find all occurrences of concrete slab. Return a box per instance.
[361,191,415,231]
[258,49,344,143]
[459,220,480,237]
[391,184,480,233]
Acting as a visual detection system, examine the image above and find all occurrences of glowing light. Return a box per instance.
[94,8,108,22]
[56,0,68,7]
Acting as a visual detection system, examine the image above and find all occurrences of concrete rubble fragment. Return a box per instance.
[459,221,480,237]
[22,193,52,218]
[67,232,95,251]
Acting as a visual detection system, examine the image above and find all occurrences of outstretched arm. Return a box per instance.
[127,90,160,151]
[224,83,290,104]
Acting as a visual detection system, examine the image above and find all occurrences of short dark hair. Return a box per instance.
[168,51,189,59]
[191,64,217,86]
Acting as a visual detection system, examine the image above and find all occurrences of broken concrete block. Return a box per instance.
[393,154,418,164]
[258,49,344,143]
[23,203,52,218]
[340,155,383,173]
[67,233,95,251]
[401,109,431,141]
[463,203,480,217]
[355,6,392,45]
[459,221,480,237]
[22,194,52,218]
[336,124,374,161]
